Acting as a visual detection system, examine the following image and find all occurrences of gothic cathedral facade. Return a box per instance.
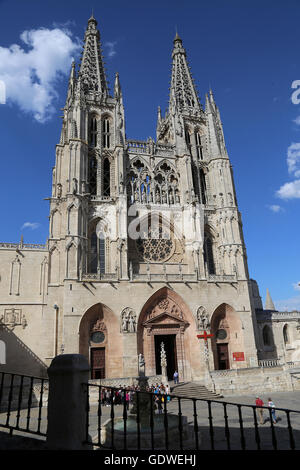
[1,15,282,383]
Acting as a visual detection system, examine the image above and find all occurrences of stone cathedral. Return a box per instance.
[1,15,300,394]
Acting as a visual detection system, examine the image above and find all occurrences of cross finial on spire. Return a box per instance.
[174,29,182,42]
[88,9,97,26]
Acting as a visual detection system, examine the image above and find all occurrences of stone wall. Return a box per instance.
[210,364,300,396]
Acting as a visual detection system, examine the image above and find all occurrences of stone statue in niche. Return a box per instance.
[128,315,136,333]
[121,307,136,333]
[138,353,145,376]
[91,319,106,333]
[197,306,210,331]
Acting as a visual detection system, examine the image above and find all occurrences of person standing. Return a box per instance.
[125,390,130,410]
[173,371,179,384]
[268,397,277,424]
[156,394,163,415]
[255,396,264,425]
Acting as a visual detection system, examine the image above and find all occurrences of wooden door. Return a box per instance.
[91,347,105,379]
[217,343,229,370]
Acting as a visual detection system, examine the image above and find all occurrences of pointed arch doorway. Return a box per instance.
[154,334,177,379]
[137,287,192,381]
[210,303,245,371]
[79,302,122,379]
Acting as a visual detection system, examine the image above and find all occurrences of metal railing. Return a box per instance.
[0,372,48,438]
[84,384,300,450]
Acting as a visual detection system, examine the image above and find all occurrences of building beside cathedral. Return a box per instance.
[0,15,300,393]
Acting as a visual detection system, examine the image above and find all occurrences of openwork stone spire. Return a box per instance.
[169,33,201,114]
[78,15,108,96]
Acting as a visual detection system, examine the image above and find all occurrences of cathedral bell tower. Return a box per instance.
[48,15,127,284]
[155,32,250,282]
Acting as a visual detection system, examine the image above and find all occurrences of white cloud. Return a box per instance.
[287,142,300,177]
[267,204,283,213]
[276,142,300,199]
[0,27,80,122]
[293,116,300,126]
[293,282,300,292]
[276,179,300,199]
[104,41,117,58]
[21,222,40,230]
[52,20,77,32]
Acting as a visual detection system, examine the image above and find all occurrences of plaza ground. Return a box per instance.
[1,388,300,451]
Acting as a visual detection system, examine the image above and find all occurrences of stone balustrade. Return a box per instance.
[0,242,47,250]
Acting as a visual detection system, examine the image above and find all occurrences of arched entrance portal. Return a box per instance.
[211,303,245,370]
[137,287,194,381]
[79,303,122,379]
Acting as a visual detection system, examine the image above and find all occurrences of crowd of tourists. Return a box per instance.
[99,383,171,412]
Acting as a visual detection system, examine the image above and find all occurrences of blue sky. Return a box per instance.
[0,0,299,310]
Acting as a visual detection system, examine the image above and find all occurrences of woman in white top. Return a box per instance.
[267,397,277,424]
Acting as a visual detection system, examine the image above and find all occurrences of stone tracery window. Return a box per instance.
[283,324,290,345]
[262,325,272,347]
[103,158,110,196]
[195,131,203,160]
[200,169,207,205]
[135,217,175,263]
[89,154,97,195]
[89,221,106,273]
[127,158,180,206]
[102,118,111,149]
[185,128,191,153]
[204,233,216,275]
[89,116,97,147]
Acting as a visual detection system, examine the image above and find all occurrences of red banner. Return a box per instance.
[233,352,245,361]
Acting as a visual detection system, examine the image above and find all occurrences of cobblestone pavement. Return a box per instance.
[87,389,300,450]
[1,389,300,450]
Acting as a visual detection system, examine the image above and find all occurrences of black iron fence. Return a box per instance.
[84,384,300,451]
[1,369,300,451]
[0,371,48,438]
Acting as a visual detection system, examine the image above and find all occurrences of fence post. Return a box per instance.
[46,354,90,450]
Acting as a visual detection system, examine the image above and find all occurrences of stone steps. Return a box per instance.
[170,382,223,400]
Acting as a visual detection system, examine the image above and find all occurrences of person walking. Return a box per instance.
[173,370,179,384]
[165,384,171,402]
[255,396,265,425]
[268,397,277,424]
[125,391,130,411]
[156,394,163,415]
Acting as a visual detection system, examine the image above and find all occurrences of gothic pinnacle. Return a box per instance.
[157,106,162,122]
[265,289,276,311]
[78,15,109,97]
[114,72,122,99]
[169,33,200,114]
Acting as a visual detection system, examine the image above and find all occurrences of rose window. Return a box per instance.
[135,227,175,262]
